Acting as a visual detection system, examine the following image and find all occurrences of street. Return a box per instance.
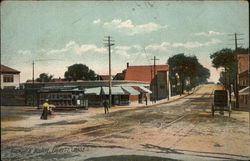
[1,84,250,161]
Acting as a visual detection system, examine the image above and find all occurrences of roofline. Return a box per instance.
[127,64,169,67]
[21,80,150,84]
[0,64,21,73]
[0,71,20,74]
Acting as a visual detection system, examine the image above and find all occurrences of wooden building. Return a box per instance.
[0,64,20,89]
[114,63,170,101]
[30,80,151,108]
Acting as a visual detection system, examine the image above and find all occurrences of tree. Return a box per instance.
[64,64,97,81]
[210,48,236,103]
[36,73,53,82]
[210,48,235,70]
[167,53,210,95]
[210,48,235,89]
[190,63,210,87]
[211,47,249,107]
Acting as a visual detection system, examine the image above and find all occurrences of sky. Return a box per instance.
[1,1,249,83]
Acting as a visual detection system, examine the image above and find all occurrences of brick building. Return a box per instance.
[237,54,249,107]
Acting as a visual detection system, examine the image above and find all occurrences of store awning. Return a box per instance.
[239,86,249,95]
[102,87,126,95]
[138,86,152,94]
[84,87,102,95]
[122,86,140,95]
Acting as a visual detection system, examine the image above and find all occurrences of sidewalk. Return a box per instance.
[97,93,191,113]
[105,85,201,111]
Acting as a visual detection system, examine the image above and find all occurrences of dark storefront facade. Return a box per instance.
[23,81,151,108]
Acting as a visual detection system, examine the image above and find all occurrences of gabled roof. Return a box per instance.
[124,65,168,83]
[0,64,20,74]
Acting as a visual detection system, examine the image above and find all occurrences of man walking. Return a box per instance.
[103,100,109,114]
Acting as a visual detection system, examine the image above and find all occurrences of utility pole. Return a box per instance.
[228,33,244,109]
[234,33,239,109]
[32,60,35,107]
[151,56,159,102]
[104,36,115,113]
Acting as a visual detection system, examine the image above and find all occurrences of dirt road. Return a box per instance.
[1,84,250,161]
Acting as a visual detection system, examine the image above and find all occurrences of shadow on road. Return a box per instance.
[141,144,249,160]
[85,155,178,161]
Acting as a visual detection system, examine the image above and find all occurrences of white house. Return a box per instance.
[0,64,20,89]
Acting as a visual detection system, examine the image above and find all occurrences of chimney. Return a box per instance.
[127,62,129,68]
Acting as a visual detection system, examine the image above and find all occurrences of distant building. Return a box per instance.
[26,77,66,83]
[237,53,249,107]
[22,80,150,107]
[238,54,248,75]
[51,77,66,82]
[239,70,248,89]
[114,63,170,100]
[0,64,20,89]
[98,75,113,81]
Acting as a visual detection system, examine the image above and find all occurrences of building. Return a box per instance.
[238,54,248,75]
[114,63,170,101]
[22,80,151,107]
[239,70,248,89]
[237,53,249,107]
[98,75,113,80]
[238,86,249,107]
[0,64,20,89]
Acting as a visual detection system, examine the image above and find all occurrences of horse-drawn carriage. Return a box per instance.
[212,90,232,117]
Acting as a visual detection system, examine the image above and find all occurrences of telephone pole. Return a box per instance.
[228,33,244,109]
[32,60,35,107]
[104,36,115,113]
[151,56,159,102]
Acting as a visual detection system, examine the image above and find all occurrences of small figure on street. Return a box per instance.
[103,100,109,114]
[145,95,148,106]
[40,99,49,120]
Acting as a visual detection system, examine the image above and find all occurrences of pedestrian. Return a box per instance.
[103,100,109,114]
[40,99,49,120]
[145,96,148,106]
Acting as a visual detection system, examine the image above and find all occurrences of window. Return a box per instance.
[3,75,14,83]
